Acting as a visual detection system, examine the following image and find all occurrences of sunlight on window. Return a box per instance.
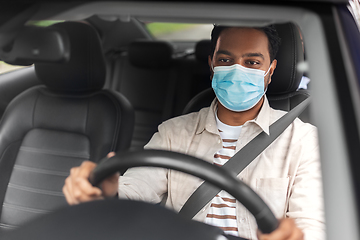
[26,20,64,27]
[144,22,213,41]
[0,62,27,75]
[349,0,360,31]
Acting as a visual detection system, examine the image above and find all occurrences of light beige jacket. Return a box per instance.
[119,97,325,240]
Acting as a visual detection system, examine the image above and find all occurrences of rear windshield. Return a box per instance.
[144,22,213,41]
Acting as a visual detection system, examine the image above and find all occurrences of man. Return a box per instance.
[63,25,324,240]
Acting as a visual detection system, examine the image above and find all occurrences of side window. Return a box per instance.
[0,62,26,75]
[349,0,360,30]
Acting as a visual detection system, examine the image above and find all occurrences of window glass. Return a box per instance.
[349,0,360,31]
[0,62,25,75]
[26,20,64,27]
[144,22,213,41]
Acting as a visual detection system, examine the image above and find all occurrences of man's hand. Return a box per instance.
[63,152,119,205]
[257,218,304,240]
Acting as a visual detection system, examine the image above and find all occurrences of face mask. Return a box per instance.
[211,64,271,112]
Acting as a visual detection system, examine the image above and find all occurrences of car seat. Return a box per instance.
[109,40,177,150]
[0,22,134,232]
[182,22,310,123]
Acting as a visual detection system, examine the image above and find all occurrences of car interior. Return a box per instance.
[0,14,310,234]
[0,1,358,239]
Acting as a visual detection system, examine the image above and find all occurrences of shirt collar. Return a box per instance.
[249,96,271,135]
[196,96,271,135]
[196,98,218,135]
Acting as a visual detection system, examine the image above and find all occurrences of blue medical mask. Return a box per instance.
[211,64,271,112]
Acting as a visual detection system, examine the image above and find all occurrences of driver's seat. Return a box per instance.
[0,22,134,232]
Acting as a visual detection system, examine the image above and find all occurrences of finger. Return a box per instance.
[278,219,295,238]
[107,152,116,158]
[78,161,97,178]
[64,161,102,204]
[64,174,102,205]
[287,227,304,240]
[76,161,118,199]
[63,182,79,205]
[73,176,103,201]
[104,172,120,183]
[101,172,120,197]
[257,218,295,240]
[64,169,93,205]
[63,167,81,205]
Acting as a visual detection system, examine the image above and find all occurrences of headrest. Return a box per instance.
[128,40,173,69]
[268,22,304,95]
[195,40,211,64]
[35,22,106,93]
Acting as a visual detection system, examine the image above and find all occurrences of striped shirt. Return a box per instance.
[205,113,242,236]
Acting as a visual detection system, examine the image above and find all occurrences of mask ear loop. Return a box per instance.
[264,64,272,77]
[263,64,273,93]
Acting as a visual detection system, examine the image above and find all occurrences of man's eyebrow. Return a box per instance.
[242,52,265,60]
[215,50,265,60]
[215,50,233,56]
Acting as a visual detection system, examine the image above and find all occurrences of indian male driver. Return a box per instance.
[63,25,324,240]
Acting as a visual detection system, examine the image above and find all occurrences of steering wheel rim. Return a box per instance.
[89,149,279,234]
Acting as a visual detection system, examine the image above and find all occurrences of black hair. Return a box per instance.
[210,25,281,63]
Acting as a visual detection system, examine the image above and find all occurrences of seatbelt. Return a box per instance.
[178,97,311,219]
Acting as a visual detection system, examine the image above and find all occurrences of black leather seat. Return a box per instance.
[109,40,178,150]
[182,23,310,123]
[0,22,134,232]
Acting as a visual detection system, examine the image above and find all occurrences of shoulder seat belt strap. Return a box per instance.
[178,97,311,219]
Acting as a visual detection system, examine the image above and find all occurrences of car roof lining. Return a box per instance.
[31,2,307,26]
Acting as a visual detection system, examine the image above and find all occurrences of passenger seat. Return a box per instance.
[109,40,178,150]
[0,22,134,233]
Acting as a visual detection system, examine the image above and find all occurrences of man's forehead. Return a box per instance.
[215,27,270,58]
[218,26,267,38]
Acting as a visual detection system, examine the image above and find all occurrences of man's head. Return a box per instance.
[210,25,281,63]
[208,25,281,87]
[208,25,281,117]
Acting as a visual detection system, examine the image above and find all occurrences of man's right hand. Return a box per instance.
[63,156,119,205]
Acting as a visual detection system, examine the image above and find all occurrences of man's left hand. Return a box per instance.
[257,218,304,240]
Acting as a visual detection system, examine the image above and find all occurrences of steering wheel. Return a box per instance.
[5,149,278,240]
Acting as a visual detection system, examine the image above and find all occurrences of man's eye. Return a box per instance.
[219,59,230,63]
[246,61,260,65]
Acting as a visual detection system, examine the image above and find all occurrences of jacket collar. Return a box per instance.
[247,96,271,135]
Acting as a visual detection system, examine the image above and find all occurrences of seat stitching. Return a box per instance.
[7,183,64,197]
[19,146,90,159]
[13,165,68,177]
[2,203,51,214]
[0,223,17,229]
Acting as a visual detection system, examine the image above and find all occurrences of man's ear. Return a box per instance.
[268,59,277,85]
[208,55,213,80]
